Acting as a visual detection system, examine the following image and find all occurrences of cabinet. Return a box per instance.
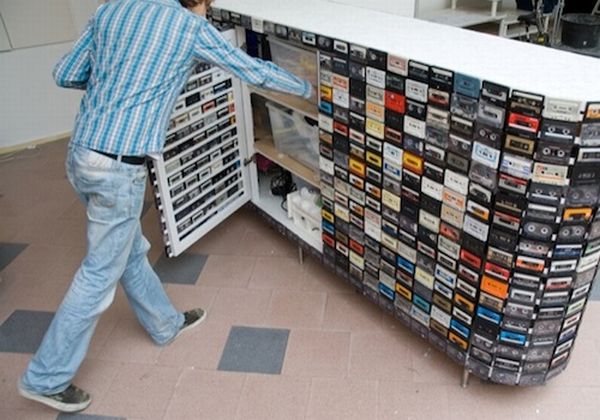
[150,0,600,387]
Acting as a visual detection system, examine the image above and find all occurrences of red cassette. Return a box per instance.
[385,91,406,114]
[484,262,511,281]
[460,249,482,270]
[322,233,335,248]
[508,112,540,133]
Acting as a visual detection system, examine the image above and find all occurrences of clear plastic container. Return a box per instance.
[265,101,319,171]
[269,38,318,104]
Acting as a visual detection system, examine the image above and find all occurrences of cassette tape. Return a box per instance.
[423,143,446,166]
[499,330,528,347]
[457,262,480,285]
[463,215,489,242]
[349,63,366,85]
[585,239,600,255]
[522,219,557,241]
[474,122,504,148]
[505,134,536,158]
[366,85,385,106]
[404,116,427,140]
[488,228,518,252]
[428,88,450,109]
[444,170,469,196]
[477,306,503,327]
[450,318,471,340]
[584,102,600,121]
[508,112,541,137]
[545,276,574,293]
[557,222,587,244]
[503,318,533,337]
[492,211,520,233]
[531,163,569,186]
[512,271,542,290]
[477,102,506,129]
[422,163,443,186]
[441,204,465,230]
[572,162,600,186]
[406,61,429,83]
[566,184,599,207]
[481,275,509,300]
[535,140,573,165]
[496,192,527,215]
[577,250,600,272]
[487,246,514,268]
[481,81,509,106]
[426,107,450,131]
[478,292,504,315]
[448,134,472,157]
[509,286,538,305]
[576,147,600,165]
[471,141,501,169]
[405,79,428,103]
[473,332,497,353]
[510,90,544,117]
[485,260,511,281]
[505,301,535,320]
[527,183,564,206]
[456,277,477,300]
[450,93,478,120]
[500,153,533,180]
[445,153,468,174]
[334,150,349,169]
[407,99,427,121]
[518,239,551,258]
[418,240,436,260]
[454,73,481,99]
[469,161,498,190]
[581,122,600,146]
[469,184,493,207]
[350,96,366,115]
[435,264,457,289]
[332,57,349,77]
[541,290,570,306]
[563,207,593,223]
[366,67,386,90]
[542,98,583,122]
[450,115,475,138]
[460,248,482,270]
[526,202,561,223]
[334,106,350,125]
[349,79,365,100]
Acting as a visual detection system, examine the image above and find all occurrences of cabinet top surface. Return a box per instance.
[215,0,600,101]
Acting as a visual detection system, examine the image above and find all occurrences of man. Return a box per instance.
[18,0,311,413]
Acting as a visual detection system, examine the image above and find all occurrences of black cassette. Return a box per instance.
[401,135,422,157]
[367,48,387,70]
[525,203,560,223]
[447,152,470,174]
[556,222,587,244]
[335,218,350,236]
[380,245,396,266]
[428,88,451,109]
[349,96,366,115]
[382,206,399,225]
[350,79,366,98]
[538,306,565,320]
[383,176,402,196]
[518,239,551,258]
[425,126,449,149]
[571,163,600,186]
[401,195,420,219]
[532,319,561,337]
[273,24,288,39]
[366,136,382,153]
[349,43,367,64]
[491,368,519,385]
[365,237,380,255]
[528,182,564,205]
[385,127,403,145]
[581,122,600,145]
[481,81,509,106]
[444,138,470,163]
[418,240,436,260]
[462,233,486,256]
[450,115,475,138]
[381,219,398,238]
[487,246,514,268]
[495,192,527,216]
[430,66,453,91]
[408,61,429,83]
[418,225,438,249]
[474,122,503,148]
[332,57,349,76]
[286,27,303,43]
[438,252,458,271]
[424,143,446,166]
[535,140,573,165]
[498,173,527,196]
[566,184,600,206]
[511,271,541,289]
[413,282,433,302]
[470,346,494,365]
[403,169,421,191]
[489,227,518,251]
[334,165,349,181]
[510,90,544,117]
[469,161,498,190]
[474,316,501,338]
[335,230,349,246]
[385,109,404,131]
[473,332,497,352]
[469,183,493,207]
[334,106,350,125]
[349,61,366,82]
[539,119,577,143]
[332,39,349,56]
[496,342,527,359]
[320,143,334,159]
[385,72,405,93]
[424,162,445,184]
[398,228,417,249]
[317,35,333,51]
[505,302,535,320]
[333,133,349,153]
[319,53,333,72]
[451,93,478,121]
[349,112,366,132]
[421,195,442,217]
[334,150,349,169]
[407,99,427,120]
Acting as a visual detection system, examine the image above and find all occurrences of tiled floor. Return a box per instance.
[1,139,599,420]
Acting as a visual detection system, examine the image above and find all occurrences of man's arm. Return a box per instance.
[53,16,95,90]
[192,21,312,98]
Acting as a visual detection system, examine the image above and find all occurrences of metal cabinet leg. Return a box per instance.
[461,367,470,388]
[298,245,304,265]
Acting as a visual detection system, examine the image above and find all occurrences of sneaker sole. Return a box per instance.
[18,385,91,413]
[174,309,207,341]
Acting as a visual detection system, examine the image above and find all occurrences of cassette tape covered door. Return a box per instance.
[148,29,251,258]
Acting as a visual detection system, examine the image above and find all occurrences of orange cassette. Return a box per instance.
[403,152,424,175]
[481,275,509,300]
[448,332,468,351]
[349,158,366,178]
[484,262,511,281]
[454,293,476,314]
[320,85,333,102]
[349,239,364,255]
[563,207,593,222]
[460,249,482,270]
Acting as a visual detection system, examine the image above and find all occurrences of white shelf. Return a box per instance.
[420,6,506,28]
[249,86,318,121]
[254,172,323,253]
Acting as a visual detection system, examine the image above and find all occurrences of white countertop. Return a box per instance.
[215,0,600,102]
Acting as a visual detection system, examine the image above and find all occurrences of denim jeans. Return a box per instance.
[21,143,184,395]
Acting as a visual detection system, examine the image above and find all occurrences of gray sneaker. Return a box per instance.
[174,308,207,340]
[18,383,91,413]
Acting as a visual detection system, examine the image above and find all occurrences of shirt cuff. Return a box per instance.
[301,81,313,99]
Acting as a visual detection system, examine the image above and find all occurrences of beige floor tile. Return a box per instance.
[0,353,35,411]
[241,226,297,257]
[164,368,245,420]
[235,374,311,420]
[300,256,351,294]
[322,292,383,332]
[95,363,182,419]
[0,408,56,420]
[208,288,271,326]
[156,320,230,369]
[0,274,70,313]
[0,244,74,283]
[71,359,123,414]
[411,345,464,385]
[546,336,600,387]
[265,290,326,329]
[87,296,127,359]
[378,381,449,420]
[283,329,350,378]
[307,377,378,420]
[198,255,256,288]
[349,331,414,381]
[248,256,304,290]
[164,284,219,315]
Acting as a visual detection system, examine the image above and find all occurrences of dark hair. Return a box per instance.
[178,0,208,7]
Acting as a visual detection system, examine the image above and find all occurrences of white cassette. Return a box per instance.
[366,85,385,105]
[500,153,533,180]
[431,305,452,328]
[364,208,381,241]
[398,241,417,263]
[349,251,364,269]
[333,88,350,108]
[383,143,403,166]
[542,98,583,122]
[472,141,501,169]
[532,163,569,186]
[334,203,350,222]
[444,170,470,195]
[405,79,428,103]
[435,264,457,289]
[422,177,444,201]
[463,215,490,242]
[366,67,386,89]
[319,114,334,133]
[426,107,450,130]
[415,267,435,289]
[420,210,441,233]
[441,204,465,229]
[438,235,461,259]
[320,70,333,88]
[404,116,427,139]
[319,156,334,175]
[434,280,454,300]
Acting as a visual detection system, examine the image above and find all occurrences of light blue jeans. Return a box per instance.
[21,143,184,395]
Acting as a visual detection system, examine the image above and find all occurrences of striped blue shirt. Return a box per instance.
[54,0,311,156]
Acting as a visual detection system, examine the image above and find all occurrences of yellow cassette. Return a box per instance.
[382,189,401,212]
[448,332,468,351]
[366,118,385,140]
[402,151,424,175]
[395,283,412,300]
[320,85,333,102]
[366,151,383,168]
[366,101,385,122]
[349,158,366,177]
[563,207,593,221]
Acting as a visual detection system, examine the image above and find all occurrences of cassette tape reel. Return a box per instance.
[522,220,555,241]
[557,223,587,244]
[535,141,573,165]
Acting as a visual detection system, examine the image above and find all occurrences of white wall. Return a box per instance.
[0,0,99,150]
[326,0,416,17]
[417,0,451,16]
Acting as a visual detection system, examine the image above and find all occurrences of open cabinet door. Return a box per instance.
[147,29,252,257]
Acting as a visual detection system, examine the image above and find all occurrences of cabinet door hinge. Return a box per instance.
[243,154,256,166]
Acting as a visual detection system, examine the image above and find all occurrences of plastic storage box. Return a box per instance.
[286,189,321,244]
[269,38,318,104]
[265,101,319,171]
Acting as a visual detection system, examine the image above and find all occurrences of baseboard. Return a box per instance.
[0,131,71,155]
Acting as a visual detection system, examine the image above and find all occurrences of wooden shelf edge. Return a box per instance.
[254,137,321,189]
[249,86,318,120]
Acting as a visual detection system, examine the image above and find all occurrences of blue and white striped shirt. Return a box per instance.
[54,0,311,156]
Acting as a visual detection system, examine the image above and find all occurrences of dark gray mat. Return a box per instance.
[154,253,208,285]
[218,326,290,375]
[0,310,54,353]
[0,242,28,271]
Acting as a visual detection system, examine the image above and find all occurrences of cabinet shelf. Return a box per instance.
[249,86,318,120]
[254,135,320,189]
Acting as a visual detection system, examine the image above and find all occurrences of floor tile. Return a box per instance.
[69,359,123,416]
[0,242,28,271]
[235,374,310,420]
[378,381,449,420]
[197,255,256,288]
[94,363,181,419]
[265,290,326,329]
[348,331,414,381]
[0,408,55,420]
[141,200,153,218]
[163,284,219,316]
[208,288,271,326]
[248,256,304,290]
[164,369,245,420]
[0,310,54,353]
[57,413,125,420]
[218,326,290,374]
[154,252,208,285]
[283,329,350,377]
[307,377,378,420]
[322,292,383,332]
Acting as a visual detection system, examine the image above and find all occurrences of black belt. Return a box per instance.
[94,150,146,165]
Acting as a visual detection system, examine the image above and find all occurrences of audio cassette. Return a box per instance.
[425,127,449,150]
[460,248,482,270]
[487,246,514,267]
[441,203,465,230]
[495,192,527,216]
[499,330,528,346]
[366,118,384,139]
[349,78,365,98]
[469,183,493,206]
[454,73,481,98]
[424,143,446,165]
[429,66,453,91]
[366,66,386,89]
[481,81,509,106]
[451,93,478,120]
[385,93,406,119]
[577,146,600,163]
[406,79,428,103]
[475,122,503,148]
[542,98,583,122]
[472,141,501,169]
[509,287,538,305]
[350,96,366,115]
[540,119,577,144]
[508,113,540,137]
[522,219,556,241]
[349,62,366,83]
[428,88,450,108]
[317,34,333,51]
[463,215,489,242]
[450,115,475,138]
[332,57,349,76]
[458,263,479,285]
[448,133,472,155]
[500,153,533,180]
[493,211,521,232]
[518,239,551,258]
[404,116,427,139]
[581,122,600,146]
[571,162,600,186]
[510,90,544,116]
[406,61,429,83]
[584,102,600,121]
[479,292,505,314]
[443,187,467,212]
[525,202,560,223]
[426,107,450,130]
[505,134,536,158]
[532,163,569,186]
[566,184,599,206]
[485,261,510,281]
[366,84,385,106]
[477,102,506,128]
[469,161,498,190]
[563,207,593,223]
[535,140,573,165]
[457,278,477,300]
[407,99,427,120]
